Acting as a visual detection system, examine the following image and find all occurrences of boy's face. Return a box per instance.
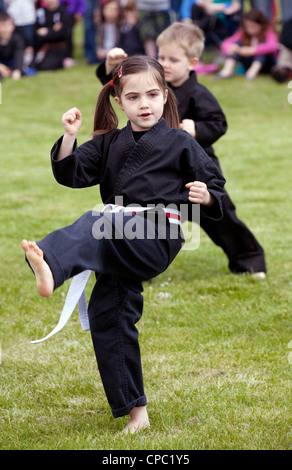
[0,19,14,42]
[158,43,197,87]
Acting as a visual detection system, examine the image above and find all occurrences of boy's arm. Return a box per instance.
[96,47,127,83]
[182,137,226,220]
[105,47,128,75]
[190,89,227,148]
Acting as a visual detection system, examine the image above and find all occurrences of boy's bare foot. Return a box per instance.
[123,406,150,434]
[22,240,54,297]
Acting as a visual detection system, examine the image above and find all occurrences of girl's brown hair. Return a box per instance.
[242,8,271,45]
[93,55,180,136]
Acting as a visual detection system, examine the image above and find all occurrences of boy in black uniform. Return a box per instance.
[96,22,266,277]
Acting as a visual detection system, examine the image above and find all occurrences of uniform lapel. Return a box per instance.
[114,118,167,194]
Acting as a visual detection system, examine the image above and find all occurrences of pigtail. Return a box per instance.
[163,86,180,130]
[93,81,119,136]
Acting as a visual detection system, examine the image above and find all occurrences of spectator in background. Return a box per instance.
[180,0,197,22]
[271,16,292,82]
[219,8,278,80]
[32,0,72,70]
[84,0,100,64]
[4,0,36,67]
[118,0,144,55]
[136,0,171,57]
[96,0,121,62]
[0,9,25,79]
[59,0,85,64]
[250,1,292,23]
[171,0,183,20]
[191,1,243,44]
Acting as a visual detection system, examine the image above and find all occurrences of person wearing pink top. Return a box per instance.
[218,8,278,80]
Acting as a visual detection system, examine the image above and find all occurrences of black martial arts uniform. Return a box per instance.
[96,65,266,274]
[32,5,71,70]
[35,118,225,418]
[0,30,25,75]
[170,71,266,274]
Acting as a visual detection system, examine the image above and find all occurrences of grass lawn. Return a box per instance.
[0,50,291,450]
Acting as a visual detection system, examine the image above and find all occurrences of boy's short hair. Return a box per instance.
[156,22,205,60]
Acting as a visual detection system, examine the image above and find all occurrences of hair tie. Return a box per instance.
[110,79,115,88]
[118,65,123,78]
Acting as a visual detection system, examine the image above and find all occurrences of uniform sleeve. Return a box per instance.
[42,9,71,43]
[191,89,227,149]
[254,29,279,56]
[181,137,226,220]
[51,136,103,188]
[221,30,243,56]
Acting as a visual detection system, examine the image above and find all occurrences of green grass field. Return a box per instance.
[0,50,291,450]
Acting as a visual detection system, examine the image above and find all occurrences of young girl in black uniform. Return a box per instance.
[22,55,225,433]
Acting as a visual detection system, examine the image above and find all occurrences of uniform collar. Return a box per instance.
[168,70,198,91]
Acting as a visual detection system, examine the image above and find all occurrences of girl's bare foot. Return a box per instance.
[22,240,54,297]
[123,406,150,434]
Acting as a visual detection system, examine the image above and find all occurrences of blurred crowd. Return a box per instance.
[0,0,291,83]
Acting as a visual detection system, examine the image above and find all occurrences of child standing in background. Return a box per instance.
[219,8,279,80]
[22,55,226,432]
[4,0,36,67]
[96,0,121,62]
[118,0,145,56]
[59,0,85,64]
[135,0,171,57]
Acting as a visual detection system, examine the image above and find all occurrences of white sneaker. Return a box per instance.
[251,272,266,279]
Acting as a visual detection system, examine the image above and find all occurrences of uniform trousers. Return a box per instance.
[198,157,266,274]
[36,210,183,417]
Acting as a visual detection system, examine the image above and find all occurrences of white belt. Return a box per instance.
[102,204,181,224]
[30,205,181,344]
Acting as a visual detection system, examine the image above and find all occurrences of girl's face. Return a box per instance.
[103,1,120,23]
[115,71,168,132]
[244,19,262,37]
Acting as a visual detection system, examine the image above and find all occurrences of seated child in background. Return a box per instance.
[96,0,121,62]
[32,0,72,71]
[96,21,266,277]
[0,10,25,80]
[219,8,278,80]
